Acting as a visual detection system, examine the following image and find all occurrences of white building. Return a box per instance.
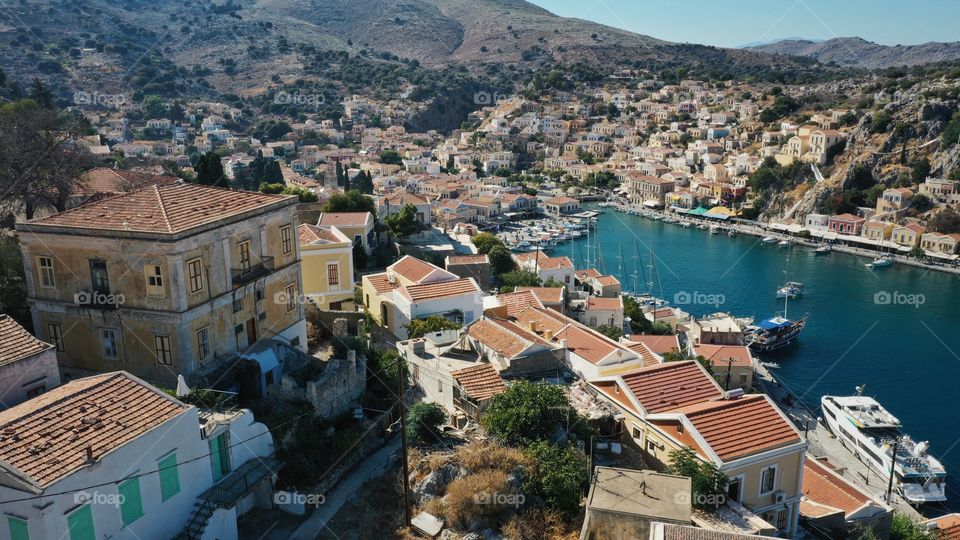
[0,371,275,540]
[0,314,60,408]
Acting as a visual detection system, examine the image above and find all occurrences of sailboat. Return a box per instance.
[747,248,806,352]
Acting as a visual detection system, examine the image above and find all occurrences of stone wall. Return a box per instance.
[268,349,367,420]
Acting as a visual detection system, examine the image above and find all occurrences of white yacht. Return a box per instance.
[821,389,947,504]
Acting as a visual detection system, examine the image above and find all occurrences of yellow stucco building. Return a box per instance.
[16,183,306,387]
[298,224,355,310]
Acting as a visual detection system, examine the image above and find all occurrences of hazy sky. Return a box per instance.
[527,0,960,48]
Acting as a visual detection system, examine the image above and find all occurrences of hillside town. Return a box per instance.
[2,59,960,540]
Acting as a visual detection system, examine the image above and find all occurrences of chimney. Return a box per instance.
[85,445,94,462]
[544,329,554,341]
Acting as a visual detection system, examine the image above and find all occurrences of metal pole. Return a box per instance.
[724,358,732,391]
[886,438,899,505]
[398,360,411,527]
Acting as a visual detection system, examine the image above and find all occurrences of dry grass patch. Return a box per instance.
[503,508,580,540]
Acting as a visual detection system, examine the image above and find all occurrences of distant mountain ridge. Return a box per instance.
[748,37,960,68]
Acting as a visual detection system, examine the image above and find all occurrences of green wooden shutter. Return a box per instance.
[7,517,28,540]
[118,477,144,526]
[67,505,94,540]
[158,453,181,501]
[210,436,223,482]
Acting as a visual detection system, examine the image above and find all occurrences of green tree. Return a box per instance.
[379,150,403,166]
[28,78,54,109]
[384,204,419,238]
[910,193,933,213]
[353,242,368,271]
[523,441,589,517]
[595,324,623,340]
[141,95,166,119]
[928,208,960,233]
[910,158,931,185]
[471,232,504,255]
[889,512,934,540]
[406,402,447,446]
[498,270,541,293]
[322,190,376,215]
[488,244,515,274]
[483,380,591,445]
[194,152,228,187]
[665,447,728,510]
[281,186,319,203]
[405,315,461,339]
[942,112,960,149]
[258,182,285,194]
[352,170,374,194]
[0,237,31,332]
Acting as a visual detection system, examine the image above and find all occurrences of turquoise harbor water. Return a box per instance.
[548,207,960,510]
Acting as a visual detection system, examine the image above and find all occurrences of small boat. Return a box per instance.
[511,241,533,252]
[697,224,708,230]
[778,239,792,248]
[709,225,720,234]
[681,222,692,229]
[762,236,778,244]
[814,244,832,255]
[727,229,736,237]
[760,362,780,369]
[745,316,805,352]
[866,255,894,268]
[776,281,804,299]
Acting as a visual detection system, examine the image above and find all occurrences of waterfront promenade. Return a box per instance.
[610,204,960,276]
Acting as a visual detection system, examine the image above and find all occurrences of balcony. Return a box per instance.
[231,256,274,288]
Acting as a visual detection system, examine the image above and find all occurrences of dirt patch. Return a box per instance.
[318,463,406,540]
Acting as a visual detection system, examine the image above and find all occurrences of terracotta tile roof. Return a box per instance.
[383,191,428,205]
[802,458,878,516]
[389,255,447,283]
[659,523,764,540]
[546,197,580,205]
[495,290,544,316]
[0,371,188,488]
[515,286,564,304]
[928,514,960,540]
[693,344,753,367]
[298,223,347,245]
[554,325,627,365]
[536,256,574,270]
[675,395,802,462]
[317,212,372,227]
[620,361,723,414]
[0,315,52,366]
[576,269,601,280]
[595,275,621,286]
[401,278,481,302]
[365,274,398,294]
[513,306,570,335]
[77,167,178,196]
[626,335,681,354]
[21,183,292,235]
[625,342,661,367]
[446,255,489,266]
[451,363,507,401]
[586,297,622,311]
[466,317,551,359]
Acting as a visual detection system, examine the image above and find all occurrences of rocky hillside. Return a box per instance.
[749,37,960,69]
[0,0,843,101]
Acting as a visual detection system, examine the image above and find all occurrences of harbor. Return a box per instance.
[528,202,960,516]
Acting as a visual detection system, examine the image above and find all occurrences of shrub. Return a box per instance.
[482,381,569,445]
[523,441,589,517]
[503,508,578,540]
[406,402,447,446]
[442,469,515,529]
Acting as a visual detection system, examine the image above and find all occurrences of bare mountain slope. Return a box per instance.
[749,37,960,69]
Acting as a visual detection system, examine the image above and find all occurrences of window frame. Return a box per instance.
[154,335,173,366]
[326,262,340,287]
[37,256,55,288]
[187,258,204,294]
[759,464,778,496]
[285,283,297,312]
[118,476,145,526]
[280,225,292,255]
[145,264,165,297]
[238,240,252,272]
[100,328,119,359]
[196,327,210,364]
[47,323,64,352]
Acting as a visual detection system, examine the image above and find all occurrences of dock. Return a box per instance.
[753,363,924,520]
